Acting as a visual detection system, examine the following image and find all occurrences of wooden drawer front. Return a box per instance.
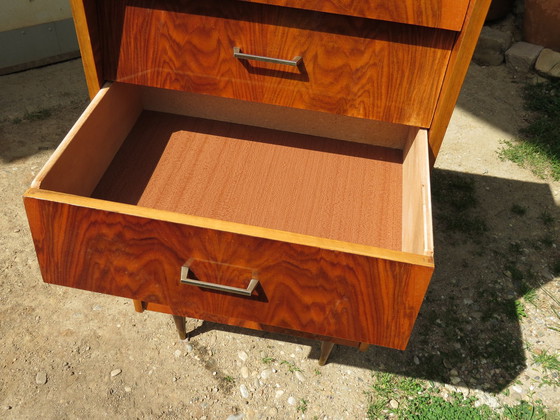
[24,196,433,349]
[235,0,470,31]
[99,0,456,127]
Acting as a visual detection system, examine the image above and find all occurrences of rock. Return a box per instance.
[239,384,249,399]
[275,390,284,399]
[287,396,296,406]
[443,359,452,369]
[295,371,305,382]
[413,356,420,365]
[535,48,560,79]
[226,414,244,420]
[92,305,102,311]
[35,372,47,385]
[449,369,458,376]
[473,26,512,66]
[260,369,272,379]
[110,369,122,377]
[2,406,12,410]
[240,366,249,379]
[389,399,399,409]
[174,349,182,358]
[238,351,248,362]
[185,343,193,352]
[511,385,523,393]
[505,42,544,73]
[124,386,132,392]
[268,407,278,416]
[451,376,462,385]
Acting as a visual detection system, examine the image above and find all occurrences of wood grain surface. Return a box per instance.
[98,0,455,127]
[236,0,470,31]
[24,195,434,349]
[92,111,403,250]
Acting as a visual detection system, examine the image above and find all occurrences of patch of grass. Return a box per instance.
[432,173,487,239]
[223,375,235,383]
[538,211,555,227]
[540,235,555,248]
[499,79,560,180]
[261,356,276,364]
[503,400,548,420]
[296,398,308,413]
[399,393,497,420]
[23,108,53,121]
[514,300,528,320]
[511,204,527,216]
[280,360,301,373]
[534,350,560,372]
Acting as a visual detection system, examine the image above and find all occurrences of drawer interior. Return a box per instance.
[33,82,432,257]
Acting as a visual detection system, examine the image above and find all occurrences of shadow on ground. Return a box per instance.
[185,168,559,394]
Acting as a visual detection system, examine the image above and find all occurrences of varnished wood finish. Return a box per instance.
[92,110,403,249]
[133,299,144,312]
[237,0,470,31]
[24,193,433,349]
[318,341,335,366]
[69,0,103,98]
[402,130,434,256]
[428,0,492,162]
[172,315,187,340]
[34,83,142,196]
[98,0,455,127]
[141,87,412,150]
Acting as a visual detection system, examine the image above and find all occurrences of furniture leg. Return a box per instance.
[358,343,370,352]
[133,299,144,313]
[173,315,187,340]
[318,341,335,366]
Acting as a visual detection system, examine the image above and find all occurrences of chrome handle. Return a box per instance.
[180,265,258,296]
[233,47,302,67]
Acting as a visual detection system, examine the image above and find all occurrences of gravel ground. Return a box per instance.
[0,59,559,418]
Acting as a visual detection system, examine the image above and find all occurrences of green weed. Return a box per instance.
[499,79,560,180]
[296,398,308,413]
[510,204,527,216]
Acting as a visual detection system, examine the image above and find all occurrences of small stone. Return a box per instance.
[35,372,47,385]
[505,42,544,73]
[110,369,122,377]
[238,351,248,362]
[92,305,102,311]
[260,369,272,379]
[174,349,182,358]
[185,343,193,352]
[239,384,249,399]
[287,396,296,406]
[511,385,523,393]
[443,359,452,369]
[449,369,458,376]
[268,407,278,416]
[2,406,12,410]
[451,376,461,385]
[240,366,249,379]
[226,414,244,420]
[389,399,399,409]
[535,48,560,79]
[413,356,420,365]
[295,371,305,382]
[473,26,512,66]
[275,390,284,399]
[124,386,132,392]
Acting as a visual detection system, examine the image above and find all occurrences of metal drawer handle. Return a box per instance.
[180,266,258,296]
[233,47,302,67]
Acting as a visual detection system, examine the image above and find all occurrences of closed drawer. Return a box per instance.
[24,83,434,349]
[99,0,456,127]
[236,0,470,31]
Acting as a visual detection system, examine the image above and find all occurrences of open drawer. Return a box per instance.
[24,82,434,350]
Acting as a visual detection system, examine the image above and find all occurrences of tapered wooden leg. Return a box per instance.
[318,341,335,366]
[358,343,370,352]
[173,315,187,340]
[133,299,144,313]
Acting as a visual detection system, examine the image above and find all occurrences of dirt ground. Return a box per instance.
[1,59,559,419]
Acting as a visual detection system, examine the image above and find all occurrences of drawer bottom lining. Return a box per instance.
[92,110,403,250]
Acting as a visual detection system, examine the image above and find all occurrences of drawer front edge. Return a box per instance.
[24,194,434,350]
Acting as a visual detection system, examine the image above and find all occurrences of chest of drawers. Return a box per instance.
[24,0,491,360]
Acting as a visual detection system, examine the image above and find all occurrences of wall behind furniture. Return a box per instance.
[0,0,79,75]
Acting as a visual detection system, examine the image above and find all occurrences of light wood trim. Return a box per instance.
[428,0,492,162]
[402,129,433,256]
[32,83,142,196]
[141,87,411,149]
[70,0,103,98]
[24,188,434,268]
